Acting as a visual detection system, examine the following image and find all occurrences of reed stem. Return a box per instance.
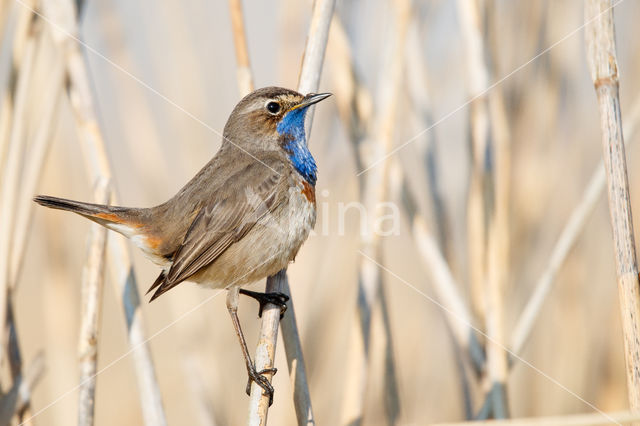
[77,178,110,426]
[585,0,640,410]
[47,1,169,423]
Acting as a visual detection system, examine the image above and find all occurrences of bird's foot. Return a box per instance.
[245,366,277,406]
[239,289,289,319]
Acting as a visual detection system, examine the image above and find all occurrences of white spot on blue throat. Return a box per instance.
[276,107,317,185]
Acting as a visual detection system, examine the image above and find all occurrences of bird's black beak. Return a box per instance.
[291,92,332,111]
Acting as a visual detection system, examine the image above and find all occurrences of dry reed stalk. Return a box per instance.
[0,351,44,425]
[457,0,490,326]
[66,53,168,426]
[400,24,477,349]
[0,8,61,423]
[77,178,110,426]
[228,0,254,96]
[0,95,11,174]
[7,302,21,388]
[510,97,640,358]
[325,20,374,419]
[411,216,481,361]
[432,410,639,426]
[0,0,11,37]
[403,20,483,416]
[330,13,479,421]
[326,15,371,169]
[483,92,510,419]
[251,274,315,425]
[0,0,34,103]
[404,21,451,260]
[294,0,335,131]
[400,188,479,418]
[279,277,314,425]
[457,0,511,417]
[38,1,168,423]
[9,45,64,288]
[296,0,335,96]
[248,271,286,425]
[19,352,45,419]
[585,0,640,410]
[247,0,335,423]
[340,2,411,424]
[485,20,512,416]
[6,32,62,426]
[0,5,21,173]
[0,0,35,178]
[0,10,39,375]
[7,300,37,425]
[329,13,483,416]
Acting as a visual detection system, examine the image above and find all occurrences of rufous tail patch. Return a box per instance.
[95,212,142,228]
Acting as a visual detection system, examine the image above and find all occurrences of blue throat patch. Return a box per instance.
[276,107,318,186]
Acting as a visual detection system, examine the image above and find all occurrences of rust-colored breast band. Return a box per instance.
[301,181,316,204]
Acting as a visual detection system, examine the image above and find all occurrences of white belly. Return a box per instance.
[188,185,316,288]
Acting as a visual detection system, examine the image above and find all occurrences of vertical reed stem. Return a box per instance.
[457,0,510,417]
[457,0,490,326]
[67,54,168,426]
[585,0,640,410]
[77,178,110,426]
[10,48,64,288]
[0,10,38,375]
[511,97,640,359]
[229,0,254,96]
[45,1,169,423]
[341,1,411,424]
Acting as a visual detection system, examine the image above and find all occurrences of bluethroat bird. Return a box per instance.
[34,87,331,405]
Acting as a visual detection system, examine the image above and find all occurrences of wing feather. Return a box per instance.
[149,158,288,300]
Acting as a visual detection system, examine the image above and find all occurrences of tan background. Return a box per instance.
[9,0,640,424]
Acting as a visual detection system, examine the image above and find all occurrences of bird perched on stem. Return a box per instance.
[35,86,331,405]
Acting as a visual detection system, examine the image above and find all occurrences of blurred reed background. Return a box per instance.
[2,0,640,425]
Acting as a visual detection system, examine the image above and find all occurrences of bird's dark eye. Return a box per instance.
[266,101,281,114]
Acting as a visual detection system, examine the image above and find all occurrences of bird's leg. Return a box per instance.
[226,287,277,406]
[239,288,289,319]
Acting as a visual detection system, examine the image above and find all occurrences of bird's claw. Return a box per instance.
[239,289,289,319]
[245,366,277,406]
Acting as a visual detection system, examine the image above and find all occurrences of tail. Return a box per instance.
[34,195,144,237]
[146,270,168,301]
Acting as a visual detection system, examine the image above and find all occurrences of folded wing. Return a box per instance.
[148,157,289,300]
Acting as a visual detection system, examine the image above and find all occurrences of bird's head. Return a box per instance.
[222,86,331,185]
